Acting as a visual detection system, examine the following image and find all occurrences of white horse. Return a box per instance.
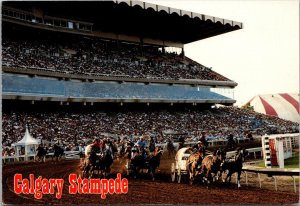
[85,144,92,156]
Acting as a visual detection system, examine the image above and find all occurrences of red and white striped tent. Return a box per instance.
[245,93,299,123]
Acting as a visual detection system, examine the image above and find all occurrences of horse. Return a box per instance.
[220,147,248,188]
[102,144,114,174]
[187,146,204,185]
[113,143,132,174]
[53,144,64,162]
[201,148,226,185]
[129,146,145,178]
[148,147,163,180]
[36,146,47,162]
[82,144,114,178]
[129,146,163,180]
[82,144,93,178]
[117,144,126,158]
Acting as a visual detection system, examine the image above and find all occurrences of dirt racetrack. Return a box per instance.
[3,157,300,205]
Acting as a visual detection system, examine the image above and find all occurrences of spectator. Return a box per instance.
[2,37,230,82]
[246,131,254,141]
[2,106,298,154]
[227,134,235,149]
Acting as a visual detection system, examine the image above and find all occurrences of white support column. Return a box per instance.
[16,146,20,161]
[25,145,28,161]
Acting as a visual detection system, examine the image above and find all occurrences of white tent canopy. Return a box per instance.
[12,126,40,161]
[13,127,40,146]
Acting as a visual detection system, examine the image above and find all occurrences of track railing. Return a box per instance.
[242,166,300,192]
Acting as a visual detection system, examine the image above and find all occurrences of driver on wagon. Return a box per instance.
[193,141,205,156]
[92,138,101,152]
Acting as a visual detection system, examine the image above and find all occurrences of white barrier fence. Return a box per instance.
[2,151,82,164]
[226,147,262,159]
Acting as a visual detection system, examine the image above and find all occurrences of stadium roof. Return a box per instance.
[245,93,299,123]
[3,1,243,45]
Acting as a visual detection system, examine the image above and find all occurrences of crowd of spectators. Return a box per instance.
[3,106,298,156]
[2,36,229,81]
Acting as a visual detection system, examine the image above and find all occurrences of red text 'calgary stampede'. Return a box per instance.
[14,173,128,199]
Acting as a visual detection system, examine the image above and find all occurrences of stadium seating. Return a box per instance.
[2,106,299,150]
[2,37,230,81]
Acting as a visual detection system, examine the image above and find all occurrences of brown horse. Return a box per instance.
[148,147,163,180]
[201,149,226,185]
[186,146,204,185]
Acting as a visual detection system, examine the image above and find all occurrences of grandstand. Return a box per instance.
[2,1,241,105]
[2,1,298,151]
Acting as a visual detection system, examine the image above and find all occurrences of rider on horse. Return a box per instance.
[136,136,148,160]
[149,136,156,153]
[37,144,44,154]
[36,144,47,162]
[88,138,101,166]
[199,132,208,156]
[192,141,205,169]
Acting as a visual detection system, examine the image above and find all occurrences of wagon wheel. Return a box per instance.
[177,169,181,183]
[171,163,176,182]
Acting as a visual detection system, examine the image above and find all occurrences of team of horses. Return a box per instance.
[81,141,163,180]
[79,139,248,189]
[186,146,248,188]
[127,147,162,180]
[118,145,163,180]
[82,144,114,178]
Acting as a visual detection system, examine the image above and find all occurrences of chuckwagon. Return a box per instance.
[171,147,193,183]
